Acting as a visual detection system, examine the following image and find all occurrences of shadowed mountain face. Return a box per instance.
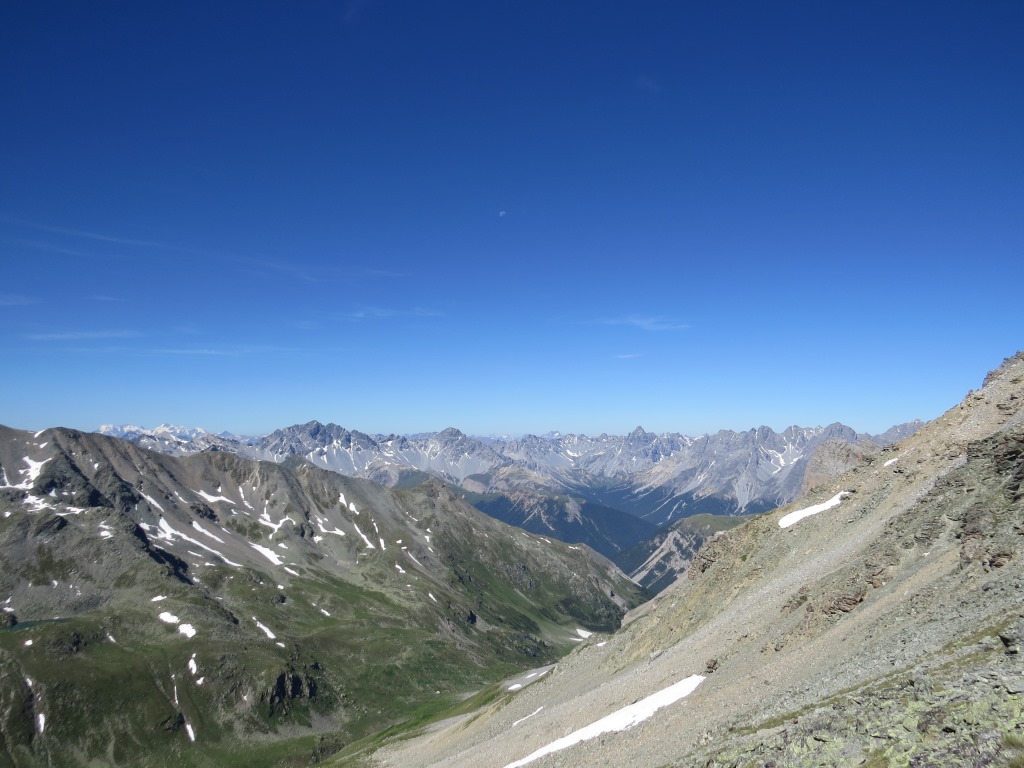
[369,353,1024,768]
[0,428,644,767]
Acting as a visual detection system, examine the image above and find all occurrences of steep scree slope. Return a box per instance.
[367,353,1024,768]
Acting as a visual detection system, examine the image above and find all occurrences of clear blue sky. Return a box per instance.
[2,1,1022,437]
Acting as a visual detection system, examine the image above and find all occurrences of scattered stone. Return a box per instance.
[999,618,1024,654]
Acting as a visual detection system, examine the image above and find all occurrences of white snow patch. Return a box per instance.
[178,624,197,638]
[23,639,32,647]
[576,628,593,639]
[37,713,45,735]
[23,495,53,512]
[513,706,544,727]
[320,608,331,617]
[352,523,376,549]
[250,544,285,566]
[428,593,437,603]
[185,723,195,742]
[284,566,299,576]
[503,674,705,768]
[778,491,850,529]
[884,457,899,467]
[108,634,116,643]
[253,618,276,639]
[188,656,198,675]
[193,489,235,505]
[159,612,180,624]
[239,487,255,510]
[508,683,522,691]
[395,564,406,574]
[257,510,293,538]
[141,493,165,512]
[156,518,242,566]
[191,521,224,543]
[316,519,346,537]
[151,595,168,602]
[275,641,286,648]
[18,457,51,489]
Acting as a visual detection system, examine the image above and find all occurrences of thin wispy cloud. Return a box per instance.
[343,0,374,23]
[615,353,643,360]
[342,307,442,320]
[27,330,142,341]
[635,75,661,93]
[0,294,35,307]
[2,217,186,252]
[362,268,413,278]
[10,239,103,259]
[151,348,238,357]
[601,316,689,332]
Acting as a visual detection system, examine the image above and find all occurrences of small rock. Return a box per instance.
[1002,676,1024,694]
[705,658,720,674]
[999,618,1024,654]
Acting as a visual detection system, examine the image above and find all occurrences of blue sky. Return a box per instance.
[2,1,1022,437]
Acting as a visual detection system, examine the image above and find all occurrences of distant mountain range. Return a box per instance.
[97,419,923,591]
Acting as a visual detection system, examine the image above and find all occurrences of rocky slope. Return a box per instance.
[0,429,643,767]
[363,353,1024,768]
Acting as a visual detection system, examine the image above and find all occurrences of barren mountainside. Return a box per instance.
[366,353,1024,768]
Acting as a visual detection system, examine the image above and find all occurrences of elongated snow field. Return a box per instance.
[777,491,849,528]
[503,674,705,768]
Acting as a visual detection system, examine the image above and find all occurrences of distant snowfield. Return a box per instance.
[778,491,849,529]
[250,543,284,566]
[155,517,243,567]
[252,617,276,639]
[0,456,51,491]
[503,674,705,768]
